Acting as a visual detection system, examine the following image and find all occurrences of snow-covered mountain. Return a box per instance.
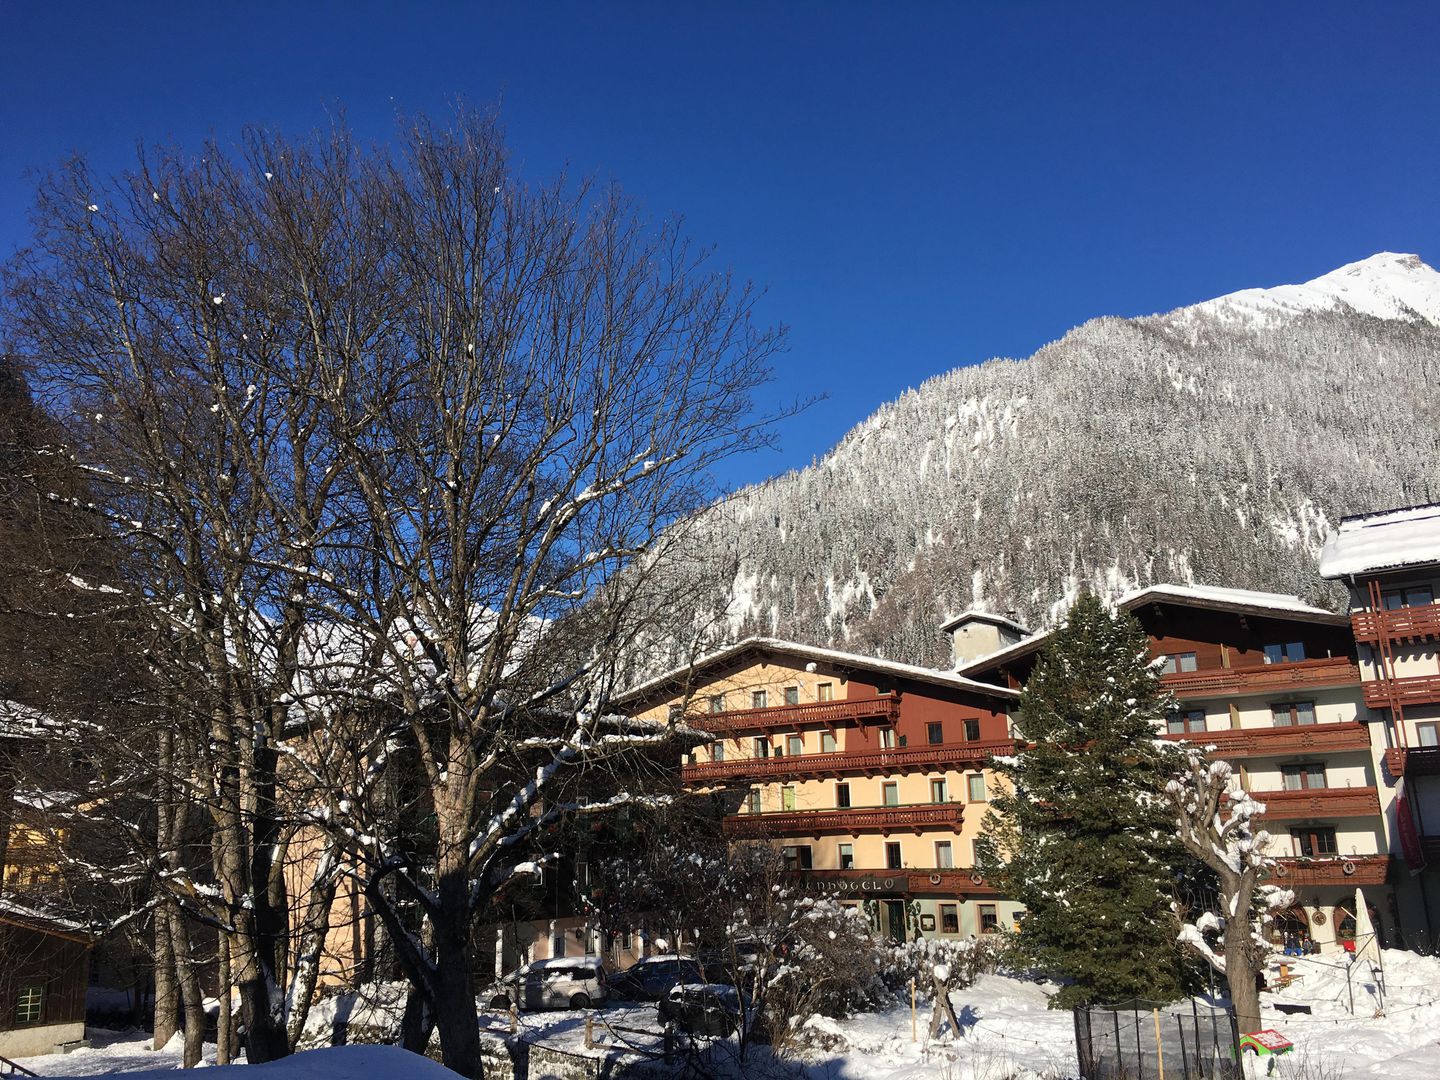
[675,253,1440,668]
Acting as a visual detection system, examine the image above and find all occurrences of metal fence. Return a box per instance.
[1073,998,1240,1080]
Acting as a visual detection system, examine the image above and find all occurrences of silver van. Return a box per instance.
[487,956,609,1010]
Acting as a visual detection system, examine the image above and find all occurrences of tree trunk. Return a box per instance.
[169,907,206,1069]
[231,908,291,1064]
[1225,920,1262,1035]
[400,987,435,1055]
[217,935,233,1066]
[431,848,483,1078]
[152,908,178,1051]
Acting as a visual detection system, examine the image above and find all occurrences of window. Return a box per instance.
[930,778,948,803]
[835,782,851,809]
[878,727,896,749]
[753,737,770,758]
[1160,652,1198,675]
[1384,586,1434,609]
[885,841,903,869]
[1166,708,1207,735]
[1264,642,1307,665]
[1272,701,1317,727]
[752,689,768,709]
[668,704,683,722]
[821,731,838,753]
[709,694,726,714]
[963,718,981,742]
[1335,904,1357,943]
[1282,763,1327,791]
[817,682,834,702]
[787,734,804,757]
[927,722,944,745]
[745,788,761,815]
[838,843,855,869]
[1418,723,1440,748]
[782,785,797,811]
[967,774,988,802]
[882,781,900,807]
[978,904,1000,934]
[711,742,725,762]
[552,927,566,958]
[934,840,954,869]
[784,685,800,706]
[1291,827,1338,857]
[620,928,632,951]
[940,903,959,934]
[783,845,813,871]
[15,984,43,1025]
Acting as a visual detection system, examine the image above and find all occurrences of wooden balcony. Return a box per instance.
[689,695,902,735]
[682,740,1020,785]
[1363,674,1440,709]
[1270,855,1390,887]
[722,802,964,839]
[1384,746,1440,779]
[1163,722,1371,759]
[1352,604,1440,644]
[787,867,999,897]
[1251,786,1380,821]
[1162,656,1360,699]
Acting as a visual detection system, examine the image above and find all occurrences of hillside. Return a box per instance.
[685,252,1440,668]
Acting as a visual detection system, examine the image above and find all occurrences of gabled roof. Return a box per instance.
[0,899,93,942]
[957,580,1349,680]
[1116,584,1347,626]
[1318,503,1440,579]
[618,636,1019,708]
[938,608,1031,636]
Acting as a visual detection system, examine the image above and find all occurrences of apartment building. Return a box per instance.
[1319,502,1440,940]
[959,584,1392,953]
[621,638,1025,942]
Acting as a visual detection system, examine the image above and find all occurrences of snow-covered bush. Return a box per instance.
[876,934,1011,999]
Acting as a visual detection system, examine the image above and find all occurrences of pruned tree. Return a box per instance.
[1164,744,1290,1034]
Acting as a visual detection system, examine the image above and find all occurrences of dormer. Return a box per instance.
[940,609,1030,668]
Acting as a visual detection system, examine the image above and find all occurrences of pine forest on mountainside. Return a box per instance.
[673,253,1440,669]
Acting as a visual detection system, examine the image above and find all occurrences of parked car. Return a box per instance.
[608,954,707,1001]
[486,956,609,1011]
[700,938,771,985]
[657,982,747,1037]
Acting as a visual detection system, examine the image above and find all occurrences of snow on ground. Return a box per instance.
[20,950,1440,1079]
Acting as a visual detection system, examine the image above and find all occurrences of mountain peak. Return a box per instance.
[1190,251,1440,327]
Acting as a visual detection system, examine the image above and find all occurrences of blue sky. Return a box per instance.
[3,3,1438,489]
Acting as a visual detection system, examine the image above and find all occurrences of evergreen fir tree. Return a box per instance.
[976,592,1192,1007]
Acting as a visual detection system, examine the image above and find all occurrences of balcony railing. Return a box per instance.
[1250,786,1380,821]
[786,867,999,896]
[1270,855,1390,887]
[682,740,1020,785]
[1363,674,1440,709]
[1163,722,1371,759]
[1383,746,1440,779]
[688,695,902,735]
[1351,604,1440,644]
[722,802,964,839]
[1162,656,1360,698]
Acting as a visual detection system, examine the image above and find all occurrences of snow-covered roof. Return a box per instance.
[1117,583,1347,625]
[619,636,1019,706]
[938,608,1031,636]
[954,632,1050,679]
[1318,503,1440,579]
[0,898,92,938]
[0,700,46,741]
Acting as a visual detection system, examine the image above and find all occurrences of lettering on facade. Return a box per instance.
[795,876,900,893]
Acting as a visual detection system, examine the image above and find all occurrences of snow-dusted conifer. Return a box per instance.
[976,592,1191,1007]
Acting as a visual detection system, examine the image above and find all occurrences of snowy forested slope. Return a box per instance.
[677,253,1440,668]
